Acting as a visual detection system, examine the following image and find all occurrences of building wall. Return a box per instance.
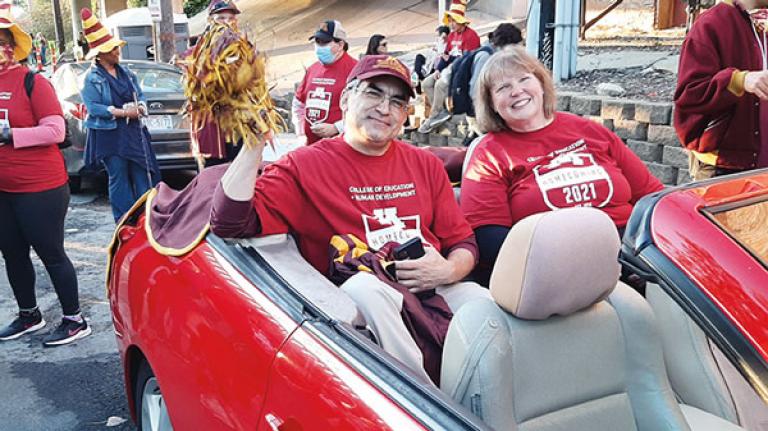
[472,0,528,21]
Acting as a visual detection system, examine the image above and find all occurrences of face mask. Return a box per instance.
[315,44,335,65]
[0,45,16,72]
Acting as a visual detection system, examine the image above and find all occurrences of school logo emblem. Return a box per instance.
[533,145,614,211]
[305,86,331,124]
[362,207,422,250]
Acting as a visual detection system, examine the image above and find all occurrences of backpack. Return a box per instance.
[447,45,493,117]
[24,70,73,149]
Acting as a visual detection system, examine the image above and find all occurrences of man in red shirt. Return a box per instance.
[292,20,357,145]
[211,55,488,383]
[419,0,480,133]
[675,0,768,179]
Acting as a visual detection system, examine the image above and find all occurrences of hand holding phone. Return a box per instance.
[393,237,425,261]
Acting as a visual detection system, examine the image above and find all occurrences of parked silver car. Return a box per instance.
[51,60,196,191]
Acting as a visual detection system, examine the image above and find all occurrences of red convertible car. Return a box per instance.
[107,169,768,430]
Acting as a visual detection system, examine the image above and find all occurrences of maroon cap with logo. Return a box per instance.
[347,55,415,98]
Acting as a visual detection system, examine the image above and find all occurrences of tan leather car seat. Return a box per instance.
[647,283,768,431]
[440,207,745,431]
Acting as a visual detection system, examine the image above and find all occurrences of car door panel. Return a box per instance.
[260,325,426,431]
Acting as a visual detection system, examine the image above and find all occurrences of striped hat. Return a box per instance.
[81,8,125,60]
[443,0,471,25]
[0,2,32,61]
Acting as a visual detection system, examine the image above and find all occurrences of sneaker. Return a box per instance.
[417,118,435,134]
[431,111,452,128]
[42,317,92,347]
[417,111,452,134]
[0,309,46,341]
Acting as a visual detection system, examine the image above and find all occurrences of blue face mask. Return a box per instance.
[315,45,335,65]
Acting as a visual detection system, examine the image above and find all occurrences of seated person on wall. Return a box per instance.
[210,55,490,385]
[460,48,664,287]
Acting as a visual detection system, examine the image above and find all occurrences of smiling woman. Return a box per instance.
[461,46,665,286]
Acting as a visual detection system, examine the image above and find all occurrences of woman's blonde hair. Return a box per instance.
[473,46,557,133]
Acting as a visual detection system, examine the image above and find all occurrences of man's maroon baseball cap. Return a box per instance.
[347,55,415,98]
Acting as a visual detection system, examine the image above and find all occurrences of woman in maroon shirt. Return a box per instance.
[0,12,90,347]
[461,47,663,286]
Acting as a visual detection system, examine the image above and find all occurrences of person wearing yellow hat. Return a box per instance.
[418,0,480,134]
[0,2,92,347]
[79,8,159,222]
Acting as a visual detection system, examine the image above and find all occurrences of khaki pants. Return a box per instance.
[422,69,452,121]
[340,272,491,383]
[688,152,716,181]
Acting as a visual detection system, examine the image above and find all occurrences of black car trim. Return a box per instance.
[207,234,489,430]
[621,193,768,402]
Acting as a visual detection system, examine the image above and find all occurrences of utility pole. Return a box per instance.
[157,0,175,62]
[52,0,66,52]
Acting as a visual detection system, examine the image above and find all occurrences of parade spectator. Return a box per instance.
[77,30,89,60]
[419,0,480,133]
[35,32,46,64]
[461,23,523,137]
[462,48,663,285]
[79,8,158,222]
[674,0,768,180]
[365,34,388,55]
[211,55,489,384]
[0,5,91,346]
[186,0,245,167]
[292,20,357,145]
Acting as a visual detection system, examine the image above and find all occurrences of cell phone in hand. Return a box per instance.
[393,237,425,261]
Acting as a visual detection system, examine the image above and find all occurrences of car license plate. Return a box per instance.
[144,115,173,131]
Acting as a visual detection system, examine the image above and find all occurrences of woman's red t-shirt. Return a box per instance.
[0,66,67,193]
[461,112,664,229]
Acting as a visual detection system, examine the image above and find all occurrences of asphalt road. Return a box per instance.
[0,172,197,431]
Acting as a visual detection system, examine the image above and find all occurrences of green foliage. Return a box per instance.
[127,0,148,8]
[17,0,73,51]
[183,0,210,18]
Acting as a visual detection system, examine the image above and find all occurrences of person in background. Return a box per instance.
[35,32,46,65]
[292,20,357,145]
[212,55,489,384]
[463,23,523,137]
[418,0,480,133]
[187,0,244,167]
[462,48,663,286]
[77,31,89,60]
[79,8,158,222]
[674,0,768,179]
[0,3,91,346]
[365,34,388,56]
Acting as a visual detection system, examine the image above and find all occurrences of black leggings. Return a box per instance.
[0,184,80,315]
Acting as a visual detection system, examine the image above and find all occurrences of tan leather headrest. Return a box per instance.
[490,208,621,320]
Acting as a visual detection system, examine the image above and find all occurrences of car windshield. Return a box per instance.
[708,198,768,266]
[70,63,183,94]
[130,68,183,93]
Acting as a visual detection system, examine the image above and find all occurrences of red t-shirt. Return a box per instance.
[0,67,66,193]
[251,137,474,275]
[461,113,663,229]
[295,53,357,145]
[445,27,481,57]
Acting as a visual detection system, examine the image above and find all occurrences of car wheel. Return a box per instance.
[135,360,174,431]
[68,175,82,194]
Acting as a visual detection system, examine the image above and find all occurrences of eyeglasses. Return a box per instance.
[356,86,408,111]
